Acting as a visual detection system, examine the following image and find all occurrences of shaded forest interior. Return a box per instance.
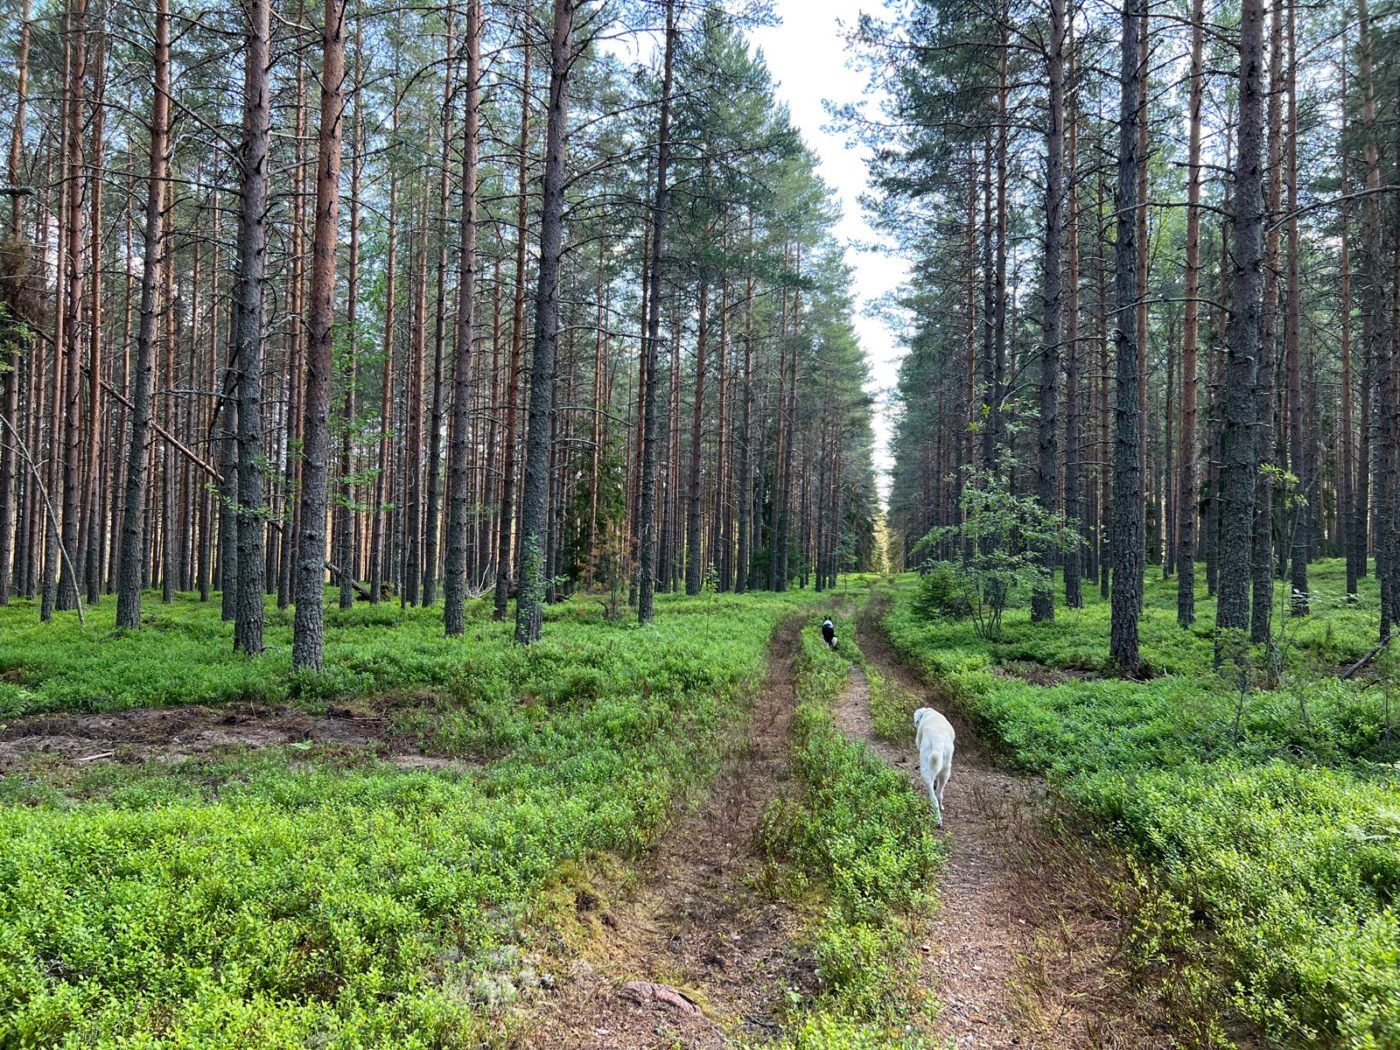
[873,0,1400,665]
[0,0,881,667]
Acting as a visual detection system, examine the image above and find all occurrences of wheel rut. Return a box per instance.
[842,593,1179,1049]
[525,616,813,1049]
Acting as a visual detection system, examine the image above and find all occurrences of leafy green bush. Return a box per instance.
[911,459,1080,640]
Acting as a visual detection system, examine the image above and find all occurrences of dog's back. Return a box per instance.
[913,707,956,824]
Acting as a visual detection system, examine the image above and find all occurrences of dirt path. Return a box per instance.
[526,617,814,1049]
[0,702,467,772]
[845,596,1177,1050]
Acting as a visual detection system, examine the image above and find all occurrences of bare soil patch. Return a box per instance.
[524,618,814,1049]
[0,702,455,771]
[849,595,1180,1050]
[992,660,1100,687]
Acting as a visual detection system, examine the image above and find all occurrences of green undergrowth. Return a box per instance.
[760,610,942,1048]
[0,587,783,716]
[884,560,1400,1048]
[906,558,1382,678]
[867,667,922,745]
[0,589,817,1048]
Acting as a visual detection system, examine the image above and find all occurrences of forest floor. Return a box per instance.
[525,616,817,1048]
[846,594,1178,1049]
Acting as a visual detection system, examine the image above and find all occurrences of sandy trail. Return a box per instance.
[841,594,1178,1049]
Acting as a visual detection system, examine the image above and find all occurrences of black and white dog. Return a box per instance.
[820,618,838,650]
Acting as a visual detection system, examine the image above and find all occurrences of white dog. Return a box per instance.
[913,707,955,826]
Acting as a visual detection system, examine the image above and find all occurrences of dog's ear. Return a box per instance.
[913,708,926,726]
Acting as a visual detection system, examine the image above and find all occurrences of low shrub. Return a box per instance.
[0,589,816,1047]
[867,669,922,744]
[912,562,971,621]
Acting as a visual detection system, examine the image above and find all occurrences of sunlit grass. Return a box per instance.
[0,586,820,1047]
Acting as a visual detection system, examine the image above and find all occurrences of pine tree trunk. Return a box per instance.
[1340,35,1358,598]
[1110,0,1146,672]
[115,0,170,630]
[1250,0,1285,643]
[79,26,106,607]
[423,20,456,609]
[1063,44,1082,609]
[444,0,480,637]
[369,115,397,604]
[1216,0,1268,639]
[279,66,309,611]
[1283,0,1307,615]
[57,0,88,612]
[233,0,271,654]
[1032,0,1065,624]
[0,0,32,604]
[494,31,530,621]
[1357,0,1396,637]
[1176,0,1204,626]
[291,0,345,671]
[685,265,708,596]
[337,19,363,612]
[403,207,428,607]
[514,0,573,645]
[735,241,753,594]
[637,0,674,624]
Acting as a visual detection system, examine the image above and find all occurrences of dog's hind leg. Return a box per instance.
[934,756,952,816]
[921,755,943,825]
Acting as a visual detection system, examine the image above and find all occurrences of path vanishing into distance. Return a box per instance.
[529,617,810,1049]
[526,591,1190,1049]
[846,594,1178,1049]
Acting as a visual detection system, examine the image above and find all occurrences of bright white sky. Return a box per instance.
[751,0,907,507]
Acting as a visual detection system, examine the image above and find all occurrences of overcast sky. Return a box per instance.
[750,0,907,506]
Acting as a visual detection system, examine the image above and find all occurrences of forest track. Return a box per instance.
[846,593,1178,1049]
[524,616,814,1049]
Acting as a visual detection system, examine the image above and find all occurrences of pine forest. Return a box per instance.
[0,0,1399,1046]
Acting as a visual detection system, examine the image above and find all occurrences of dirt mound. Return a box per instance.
[0,702,443,770]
